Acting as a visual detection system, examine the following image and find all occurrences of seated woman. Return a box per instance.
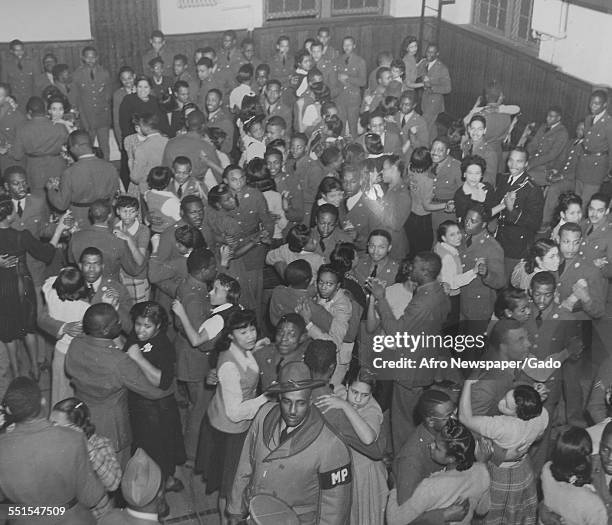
[386,419,490,525]
[511,238,560,291]
[453,154,499,224]
[541,427,607,525]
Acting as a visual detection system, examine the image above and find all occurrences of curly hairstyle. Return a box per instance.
[524,238,558,274]
[130,301,169,332]
[550,426,593,487]
[439,419,476,471]
[52,397,96,438]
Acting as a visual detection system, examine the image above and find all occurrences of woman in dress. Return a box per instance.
[541,426,607,525]
[315,367,388,525]
[118,75,169,140]
[196,309,269,523]
[123,301,186,516]
[399,35,425,92]
[42,267,90,406]
[433,220,479,331]
[310,176,347,228]
[511,238,560,291]
[0,197,68,381]
[453,154,498,223]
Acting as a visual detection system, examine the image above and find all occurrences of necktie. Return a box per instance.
[466,235,472,247]
[586,224,594,237]
[319,238,326,253]
[279,427,290,444]
[544,127,551,133]
[66,85,71,94]
[282,56,286,67]
[177,184,183,199]
[87,283,95,301]
[370,265,378,278]
[17,60,23,71]
[90,69,94,81]
[431,163,438,177]
[558,260,566,276]
[536,310,543,328]
[16,201,23,218]
[345,56,350,66]
[401,115,407,129]
[226,51,231,62]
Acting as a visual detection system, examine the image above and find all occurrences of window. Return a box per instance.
[265,0,384,21]
[473,0,536,45]
[266,0,321,20]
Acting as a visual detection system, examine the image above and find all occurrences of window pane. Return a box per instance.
[498,7,506,30]
[268,0,284,13]
[334,0,349,8]
[490,6,499,27]
[520,0,532,16]
[303,0,316,7]
[286,0,300,10]
[499,0,508,9]
[365,0,379,7]
[479,3,489,24]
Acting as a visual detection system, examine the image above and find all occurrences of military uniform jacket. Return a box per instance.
[264,100,293,132]
[47,155,120,226]
[526,123,569,172]
[162,131,221,181]
[65,335,170,452]
[335,53,366,102]
[207,107,235,154]
[0,100,26,172]
[141,45,175,77]
[494,171,544,259]
[269,53,294,88]
[352,255,398,287]
[432,156,462,201]
[11,194,55,287]
[12,115,68,193]
[394,111,430,153]
[420,60,451,116]
[557,255,606,321]
[296,155,325,226]
[344,192,382,252]
[228,402,352,525]
[315,56,339,99]
[0,55,36,107]
[73,64,112,129]
[459,230,505,321]
[577,111,612,186]
[580,219,612,282]
[556,138,583,183]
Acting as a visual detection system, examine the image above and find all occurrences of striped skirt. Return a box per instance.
[484,456,537,525]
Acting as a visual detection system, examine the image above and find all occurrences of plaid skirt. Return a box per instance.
[484,456,537,525]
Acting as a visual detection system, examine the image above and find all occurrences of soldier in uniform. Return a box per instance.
[541,121,584,229]
[227,361,352,525]
[576,90,612,205]
[394,91,429,163]
[462,115,498,187]
[459,206,506,337]
[263,80,293,131]
[430,137,462,233]
[195,56,229,109]
[141,30,174,77]
[494,147,544,279]
[34,53,57,95]
[46,130,119,228]
[420,44,452,141]
[522,105,569,187]
[311,204,354,262]
[0,40,36,107]
[352,229,399,288]
[269,36,293,88]
[173,248,217,463]
[0,82,26,173]
[217,30,243,78]
[73,46,112,160]
[310,41,339,99]
[335,36,366,139]
[205,88,234,155]
[11,96,67,196]
[341,164,381,252]
[173,53,199,100]
[237,38,263,77]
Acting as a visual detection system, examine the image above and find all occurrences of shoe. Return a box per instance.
[165,477,184,493]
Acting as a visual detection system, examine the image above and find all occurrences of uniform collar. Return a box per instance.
[126,509,159,521]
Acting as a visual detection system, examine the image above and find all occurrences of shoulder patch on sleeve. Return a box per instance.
[319,462,352,490]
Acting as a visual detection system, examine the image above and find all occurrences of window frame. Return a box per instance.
[472,0,538,50]
[264,0,385,22]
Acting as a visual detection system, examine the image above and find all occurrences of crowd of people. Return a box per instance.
[0,24,611,524]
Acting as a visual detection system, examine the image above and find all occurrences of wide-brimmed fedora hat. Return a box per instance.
[265,361,326,394]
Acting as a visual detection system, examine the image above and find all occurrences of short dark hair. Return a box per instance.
[277,313,306,335]
[285,259,312,287]
[150,30,165,40]
[316,203,339,221]
[368,229,392,245]
[25,97,46,115]
[148,56,164,68]
[488,318,524,350]
[317,264,342,284]
[530,270,556,289]
[304,339,337,376]
[469,115,486,128]
[591,89,608,104]
[588,192,611,209]
[330,243,357,274]
[216,273,241,305]
[513,384,543,421]
[196,57,214,69]
[147,166,173,190]
[172,156,192,169]
[287,224,311,253]
[3,377,41,423]
[174,53,188,64]
[9,39,24,50]
[558,221,582,238]
[180,194,203,212]
[53,266,89,302]
[550,426,593,487]
[437,220,460,243]
[207,183,233,210]
[175,225,205,250]
[414,251,442,280]
[416,388,452,420]
[494,286,527,319]
[79,246,103,263]
[88,199,112,224]
[130,301,168,332]
[81,45,97,57]
[439,419,475,471]
[187,248,215,275]
[267,115,287,130]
